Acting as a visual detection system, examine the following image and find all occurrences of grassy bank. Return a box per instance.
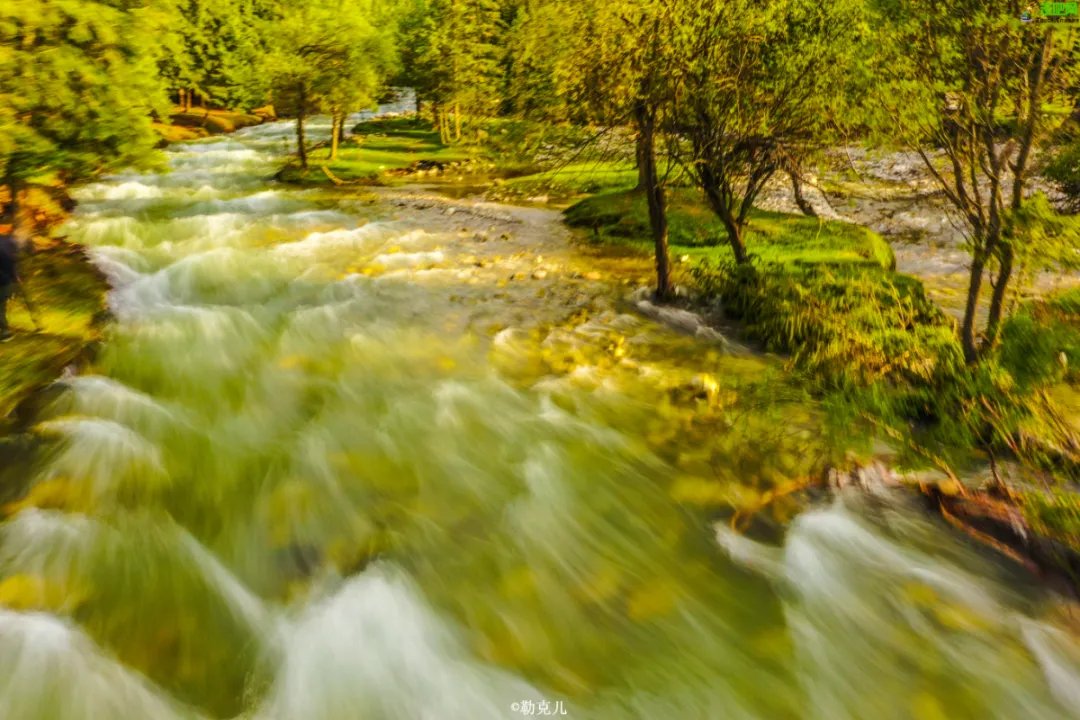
[0,238,109,432]
[566,189,1080,572]
[276,115,637,200]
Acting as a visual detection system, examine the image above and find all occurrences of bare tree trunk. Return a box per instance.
[789,169,817,217]
[982,31,1053,353]
[296,84,309,170]
[700,177,750,264]
[453,101,462,142]
[719,212,749,265]
[961,247,987,364]
[634,104,672,301]
[635,132,649,190]
[330,115,341,161]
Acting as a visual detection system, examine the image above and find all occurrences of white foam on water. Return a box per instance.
[0,610,198,720]
[1019,619,1080,712]
[48,375,187,441]
[255,566,544,720]
[372,249,446,270]
[272,222,399,257]
[717,500,1078,719]
[33,417,170,504]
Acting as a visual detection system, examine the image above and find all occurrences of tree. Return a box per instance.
[872,0,1078,363]
[422,0,506,143]
[265,0,395,168]
[533,0,684,299]
[0,0,166,240]
[675,0,868,264]
[158,0,273,112]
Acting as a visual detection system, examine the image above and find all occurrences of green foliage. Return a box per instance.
[0,0,167,188]
[265,0,394,115]
[695,258,1080,474]
[674,0,871,255]
[869,0,1079,358]
[692,260,956,387]
[278,116,474,184]
[157,0,273,110]
[999,289,1080,389]
[399,0,508,139]
[1044,140,1080,213]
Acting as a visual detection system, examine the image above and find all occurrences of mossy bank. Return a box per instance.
[567,189,1080,583]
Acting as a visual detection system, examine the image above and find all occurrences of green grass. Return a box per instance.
[492,161,638,201]
[277,117,479,186]
[565,188,895,269]
[278,116,640,196]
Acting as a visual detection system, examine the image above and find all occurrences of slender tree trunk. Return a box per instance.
[183,89,192,112]
[635,132,649,190]
[982,30,1052,353]
[961,247,988,364]
[719,213,749,265]
[700,179,750,264]
[634,104,672,301]
[416,95,422,116]
[984,244,1015,350]
[296,85,308,170]
[330,115,341,161]
[789,169,816,217]
[454,101,462,142]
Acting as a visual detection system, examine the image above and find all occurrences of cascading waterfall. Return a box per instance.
[0,101,1078,719]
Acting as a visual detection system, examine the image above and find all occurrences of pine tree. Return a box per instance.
[0,0,166,237]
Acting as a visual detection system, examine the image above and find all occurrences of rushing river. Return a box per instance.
[1,106,1079,719]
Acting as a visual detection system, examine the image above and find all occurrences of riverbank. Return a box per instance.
[276,114,635,201]
[152,106,269,144]
[275,114,1080,587]
[568,189,1080,584]
[0,106,265,438]
[0,237,109,433]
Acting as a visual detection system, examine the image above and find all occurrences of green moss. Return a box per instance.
[565,188,895,269]
[0,241,109,428]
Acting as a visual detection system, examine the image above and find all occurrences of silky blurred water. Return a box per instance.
[1,103,1078,719]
